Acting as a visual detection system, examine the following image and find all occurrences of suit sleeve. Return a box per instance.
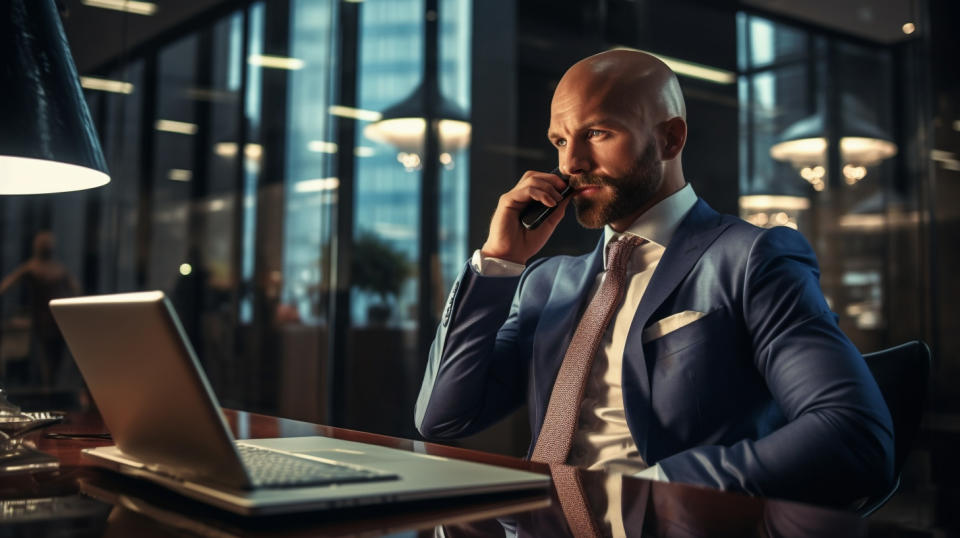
[415,260,543,439]
[654,226,895,506]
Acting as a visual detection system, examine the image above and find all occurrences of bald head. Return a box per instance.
[547,50,689,230]
[554,49,686,127]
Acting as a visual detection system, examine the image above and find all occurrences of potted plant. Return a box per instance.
[350,232,410,325]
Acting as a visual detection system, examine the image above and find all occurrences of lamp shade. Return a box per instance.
[769,95,897,169]
[0,0,110,194]
[768,114,897,168]
[363,82,471,153]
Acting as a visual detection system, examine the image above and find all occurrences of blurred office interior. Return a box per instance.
[1,0,958,531]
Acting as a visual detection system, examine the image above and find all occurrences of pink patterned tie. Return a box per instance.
[532,234,644,464]
[551,463,603,538]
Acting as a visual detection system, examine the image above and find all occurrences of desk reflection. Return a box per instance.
[441,465,866,538]
[75,465,867,538]
[4,410,880,537]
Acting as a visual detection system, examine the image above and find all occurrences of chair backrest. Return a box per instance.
[862,340,931,477]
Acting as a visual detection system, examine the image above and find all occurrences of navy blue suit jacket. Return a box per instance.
[415,199,894,505]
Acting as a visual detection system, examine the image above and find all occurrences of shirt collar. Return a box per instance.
[603,183,698,267]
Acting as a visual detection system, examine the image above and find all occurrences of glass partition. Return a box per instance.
[737,12,921,353]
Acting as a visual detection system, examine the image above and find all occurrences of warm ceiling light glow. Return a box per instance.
[0,156,109,194]
[843,164,868,184]
[840,212,921,231]
[611,47,735,84]
[244,144,263,160]
[355,146,375,157]
[840,137,897,165]
[840,214,885,230]
[307,141,339,153]
[930,149,955,161]
[799,165,826,181]
[397,152,422,171]
[248,54,304,70]
[769,137,827,163]
[214,143,263,160]
[328,105,382,122]
[214,142,237,157]
[82,0,156,15]
[439,119,472,149]
[155,119,198,135]
[179,263,193,276]
[931,149,960,171]
[363,118,472,152]
[367,117,425,143]
[902,22,916,34]
[168,169,192,182]
[80,76,134,94]
[739,195,811,211]
[294,177,340,193]
[770,137,896,167]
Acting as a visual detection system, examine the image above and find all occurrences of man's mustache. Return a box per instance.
[569,175,612,189]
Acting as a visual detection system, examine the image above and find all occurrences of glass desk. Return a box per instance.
[0,409,916,537]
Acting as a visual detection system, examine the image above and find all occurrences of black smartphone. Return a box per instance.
[519,168,573,230]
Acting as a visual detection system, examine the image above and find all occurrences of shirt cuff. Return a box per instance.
[633,464,668,482]
[470,249,525,276]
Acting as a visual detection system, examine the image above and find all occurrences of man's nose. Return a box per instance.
[560,141,592,176]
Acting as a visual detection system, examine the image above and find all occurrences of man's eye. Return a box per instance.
[587,129,606,138]
[555,139,567,147]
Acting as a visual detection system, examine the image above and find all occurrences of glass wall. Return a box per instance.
[0,2,943,469]
[3,0,951,528]
[0,0,471,438]
[737,13,923,354]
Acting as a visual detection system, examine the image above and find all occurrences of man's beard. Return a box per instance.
[571,141,663,229]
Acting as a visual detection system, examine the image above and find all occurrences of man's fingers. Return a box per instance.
[500,186,561,211]
[482,170,570,264]
[546,172,568,191]
[520,170,568,192]
[544,196,571,227]
[527,185,562,206]
[512,176,564,203]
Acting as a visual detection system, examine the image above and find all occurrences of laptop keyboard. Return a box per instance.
[236,444,398,489]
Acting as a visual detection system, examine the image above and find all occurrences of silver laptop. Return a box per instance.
[49,291,548,515]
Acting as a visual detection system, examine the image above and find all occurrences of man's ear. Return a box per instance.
[659,117,687,161]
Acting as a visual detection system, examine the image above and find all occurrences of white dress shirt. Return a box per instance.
[472,184,699,484]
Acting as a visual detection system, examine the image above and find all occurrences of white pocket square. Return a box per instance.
[642,310,707,344]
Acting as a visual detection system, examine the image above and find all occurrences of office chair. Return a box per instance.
[855,340,931,517]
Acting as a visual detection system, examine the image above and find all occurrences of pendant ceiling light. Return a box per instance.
[770,95,896,189]
[0,0,110,195]
[363,82,471,171]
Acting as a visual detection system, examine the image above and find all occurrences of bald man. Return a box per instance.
[415,50,894,506]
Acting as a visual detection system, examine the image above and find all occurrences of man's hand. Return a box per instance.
[480,170,571,265]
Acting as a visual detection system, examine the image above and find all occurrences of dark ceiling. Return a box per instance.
[742,0,917,44]
[60,0,917,76]
[61,0,231,74]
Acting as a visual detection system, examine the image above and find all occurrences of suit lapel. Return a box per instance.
[531,238,604,420]
[529,200,731,453]
[630,199,729,330]
[622,199,731,457]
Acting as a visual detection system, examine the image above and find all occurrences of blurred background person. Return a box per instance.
[0,231,81,388]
